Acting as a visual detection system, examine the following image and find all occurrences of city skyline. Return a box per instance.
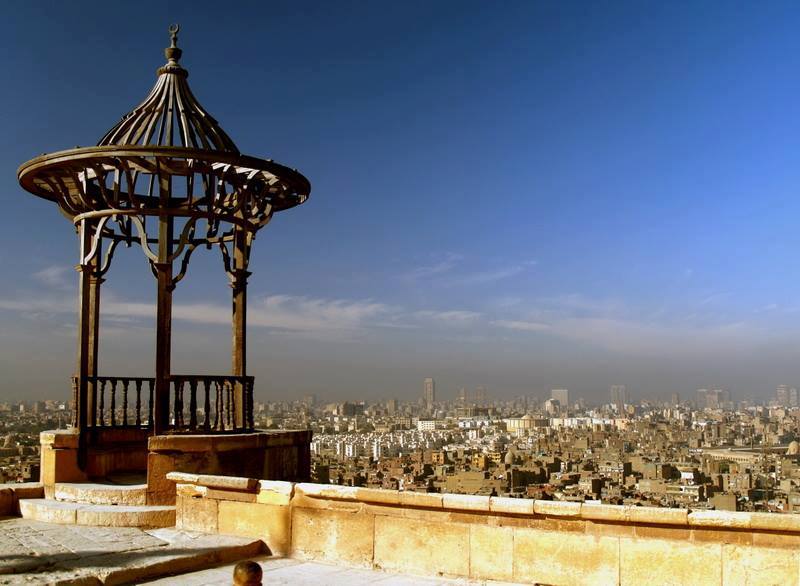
[4,2,800,401]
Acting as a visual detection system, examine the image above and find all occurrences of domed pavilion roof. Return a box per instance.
[98,25,239,153]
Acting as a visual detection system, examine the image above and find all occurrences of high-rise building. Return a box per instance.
[386,398,397,415]
[610,385,629,411]
[550,389,569,408]
[457,388,467,404]
[696,389,708,409]
[712,388,731,407]
[671,392,681,406]
[777,385,790,407]
[790,388,798,408]
[424,378,436,407]
[474,386,487,405]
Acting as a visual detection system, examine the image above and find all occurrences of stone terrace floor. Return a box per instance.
[144,556,523,586]
[0,518,262,584]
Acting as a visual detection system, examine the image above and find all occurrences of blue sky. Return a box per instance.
[2,1,800,403]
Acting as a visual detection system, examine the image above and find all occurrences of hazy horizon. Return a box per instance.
[3,2,800,403]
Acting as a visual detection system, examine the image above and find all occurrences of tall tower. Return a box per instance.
[424,378,436,408]
[610,385,628,412]
[550,389,569,408]
[777,385,790,406]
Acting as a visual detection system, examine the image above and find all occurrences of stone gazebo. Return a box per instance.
[18,26,311,505]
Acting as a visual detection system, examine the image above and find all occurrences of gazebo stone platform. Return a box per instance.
[40,428,311,507]
[20,24,313,512]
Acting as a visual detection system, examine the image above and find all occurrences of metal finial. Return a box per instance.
[164,24,183,67]
[168,24,180,48]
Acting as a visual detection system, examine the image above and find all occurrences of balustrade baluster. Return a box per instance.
[122,379,129,426]
[175,379,184,428]
[225,379,236,429]
[227,381,233,429]
[203,380,211,432]
[214,380,222,431]
[189,379,198,431]
[148,380,154,427]
[247,377,255,430]
[98,379,105,426]
[135,380,142,427]
[109,379,117,426]
[91,376,98,427]
[71,377,79,428]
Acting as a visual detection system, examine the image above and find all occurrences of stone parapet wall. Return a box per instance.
[0,483,44,516]
[169,472,800,585]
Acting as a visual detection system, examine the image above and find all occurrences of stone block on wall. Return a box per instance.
[619,537,721,586]
[513,527,618,586]
[291,506,374,568]
[218,501,291,556]
[374,514,469,577]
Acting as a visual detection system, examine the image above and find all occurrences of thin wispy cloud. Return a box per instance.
[449,261,537,286]
[413,310,482,324]
[403,253,463,280]
[32,266,73,290]
[402,255,537,287]
[491,319,550,332]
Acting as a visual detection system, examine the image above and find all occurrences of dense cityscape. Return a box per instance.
[7,381,800,514]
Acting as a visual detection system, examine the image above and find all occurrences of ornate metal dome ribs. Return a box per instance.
[18,24,310,242]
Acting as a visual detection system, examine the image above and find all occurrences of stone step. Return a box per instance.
[0,522,267,585]
[19,498,175,528]
[54,481,148,505]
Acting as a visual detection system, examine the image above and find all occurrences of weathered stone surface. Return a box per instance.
[175,483,208,498]
[628,505,687,526]
[176,494,218,533]
[722,544,799,585]
[354,487,400,505]
[76,504,175,528]
[0,482,44,500]
[192,474,258,492]
[749,511,800,532]
[40,429,80,449]
[0,489,13,516]
[166,472,200,484]
[218,501,291,556]
[620,537,721,586]
[533,499,581,517]
[489,496,534,515]
[469,524,513,581]
[204,488,257,502]
[148,431,311,506]
[442,493,489,512]
[19,498,78,524]
[513,527,618,585]
[296,483,359,501]
[54,482,147,506]
[581,503,629,522]
[292,506,374,567]
[40,430,87,499]
[689,509,751,529]
[20,497,174,528]
[374,514,469,577]
[398,490,443,509]
[257,480,294,506]
[0,518,266,585]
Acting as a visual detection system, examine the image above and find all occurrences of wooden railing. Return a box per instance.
[169,375,255,433]
[71,374,255,433]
